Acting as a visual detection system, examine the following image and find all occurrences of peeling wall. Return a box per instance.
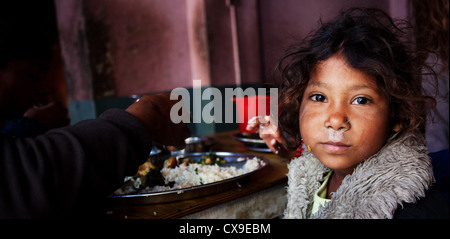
[56,0,264,102]
[83,0,192,98]
[55,0,94,102]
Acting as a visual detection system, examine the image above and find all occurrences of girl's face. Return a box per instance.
[299,54,395,176]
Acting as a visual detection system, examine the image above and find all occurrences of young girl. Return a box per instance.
[250,8,448,218]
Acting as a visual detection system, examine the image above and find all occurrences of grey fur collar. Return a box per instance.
[284,132,435,219]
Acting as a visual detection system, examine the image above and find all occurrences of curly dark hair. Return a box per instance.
[410,0,449,68]
[276,8,436,150]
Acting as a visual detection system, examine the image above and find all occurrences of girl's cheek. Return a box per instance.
[299,103,318,137]
[299,101,318,122]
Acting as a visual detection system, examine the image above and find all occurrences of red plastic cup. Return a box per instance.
[232,95,271,134]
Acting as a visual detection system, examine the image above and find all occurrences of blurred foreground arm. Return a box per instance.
[0,93,190,218]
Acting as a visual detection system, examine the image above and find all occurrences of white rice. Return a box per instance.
[141,157,262,193]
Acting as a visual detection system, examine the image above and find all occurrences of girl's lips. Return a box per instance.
[321,141,351,152]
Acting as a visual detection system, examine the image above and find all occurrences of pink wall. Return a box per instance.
[56,0,194,100]
[259,0,391,82]
[205,0,263,87]
[55,0,93,102]
[55,0,409,103]
[86,0,193,97]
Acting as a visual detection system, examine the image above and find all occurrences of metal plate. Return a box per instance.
[245,145,272,153]
[233,133,265,144]
[233,133,272,152]
[107,152,268,205]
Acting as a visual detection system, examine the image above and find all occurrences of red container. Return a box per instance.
[232,95,271,134]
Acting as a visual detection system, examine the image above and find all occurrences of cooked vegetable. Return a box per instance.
[190,151,227,165]
[163,156,177,169]
[114,152,234,196]
[145,168,165,187]
[137,161,156,176]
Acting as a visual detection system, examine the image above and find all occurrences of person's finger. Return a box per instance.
[259,115,271,127]
[246,116,261,132]
[259,134,280,154]
[267,138,281,154]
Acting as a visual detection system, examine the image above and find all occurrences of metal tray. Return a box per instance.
[107,152,268,205]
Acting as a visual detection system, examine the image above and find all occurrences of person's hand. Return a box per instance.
[23,101,70,129]
[246,116,283,153]
[246,116,296,158]
[126,93,190,149]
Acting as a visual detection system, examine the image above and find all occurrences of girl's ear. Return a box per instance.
[392,123,401,132]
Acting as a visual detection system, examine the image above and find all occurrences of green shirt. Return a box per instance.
[311,171,332,216]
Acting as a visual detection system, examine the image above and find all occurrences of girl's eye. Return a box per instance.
[310,94,327,102]
[351,97,370,105]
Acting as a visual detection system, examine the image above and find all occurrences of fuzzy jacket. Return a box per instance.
[284,131,437,219]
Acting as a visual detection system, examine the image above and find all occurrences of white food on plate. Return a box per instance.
[114,157,262,195]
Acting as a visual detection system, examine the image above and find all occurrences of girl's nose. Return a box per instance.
[325,111,350,131]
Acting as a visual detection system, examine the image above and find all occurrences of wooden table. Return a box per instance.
[104,130,290,219]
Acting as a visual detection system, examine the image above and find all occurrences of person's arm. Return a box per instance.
[0,101,70,137]
[0,93,190,218]
[0,116,48,137]
[0,109,152,218]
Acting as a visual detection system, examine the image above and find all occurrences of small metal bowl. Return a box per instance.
[148,136,217,169]
[183,136,216,153]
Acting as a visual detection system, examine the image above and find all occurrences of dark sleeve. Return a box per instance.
[393,185,449,219]
[0,117,48,137]
[0,109,152,218]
